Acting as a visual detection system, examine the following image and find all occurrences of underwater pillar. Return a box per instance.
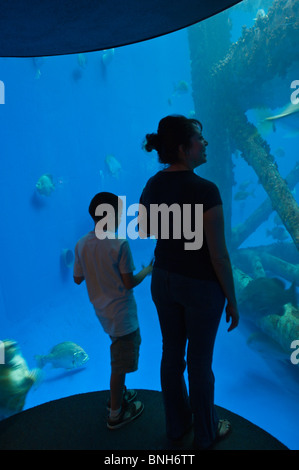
[232,113,299,252]
[231,161,299,250]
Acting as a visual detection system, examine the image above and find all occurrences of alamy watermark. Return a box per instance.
[290,340,299,365]
[290,80,299,105]
[0,340,4,364]
[0,80,4,104]
[94,196,203,250]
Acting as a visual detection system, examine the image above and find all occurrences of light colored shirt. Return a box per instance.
[74,231,138,337]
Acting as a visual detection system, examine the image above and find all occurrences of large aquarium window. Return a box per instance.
[0,0,298,450]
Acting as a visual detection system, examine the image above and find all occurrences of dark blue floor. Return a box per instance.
[0,390,288,451]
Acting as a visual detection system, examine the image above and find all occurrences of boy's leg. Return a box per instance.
[110,372,126,412]
[107,330,144,429]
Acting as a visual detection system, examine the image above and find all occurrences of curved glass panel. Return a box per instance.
[0,0,298,450]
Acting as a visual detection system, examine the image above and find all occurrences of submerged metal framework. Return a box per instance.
[188,0,299,354]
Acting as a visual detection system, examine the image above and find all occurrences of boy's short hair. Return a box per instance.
[89,192,120,223]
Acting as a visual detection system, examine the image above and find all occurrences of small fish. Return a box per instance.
[239,277,297,319]
[36,174,55,197]
[99,169,105,188]
[0,340,41,420]
[266,226,289,242]
[273,147,285,159]
[173,80,189,95]
[234,189,255,201]
[253,9,267,21]
[77,53,87,69]
[105,154,122,178]
[35,342,89,370]
[273,213,283,226]
[32,57,44,80]
[72,68,83,81]
[102,49,115,66]
[238,180,254,191]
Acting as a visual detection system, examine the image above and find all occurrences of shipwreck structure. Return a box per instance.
[188,0,299,359]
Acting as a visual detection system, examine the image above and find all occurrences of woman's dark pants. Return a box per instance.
[151,267,225,449]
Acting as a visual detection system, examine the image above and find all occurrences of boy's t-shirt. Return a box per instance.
[74,231,138,337]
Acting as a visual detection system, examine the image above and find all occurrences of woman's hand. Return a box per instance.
[226,302,239,332]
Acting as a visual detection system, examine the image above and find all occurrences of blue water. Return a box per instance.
[1,0,299,450]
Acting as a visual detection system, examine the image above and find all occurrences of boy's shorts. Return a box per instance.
[109,328,141,374]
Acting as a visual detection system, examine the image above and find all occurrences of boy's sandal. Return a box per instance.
[123,386,137,402]
[107,400,144,429]
[106,386,137,410]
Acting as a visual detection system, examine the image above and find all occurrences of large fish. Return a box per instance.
[239,277,297,319]
[255,102,299,136]
[35,342,89,370]
[0,340,40,420]
[247,331,289,360]
[265,102,299,123]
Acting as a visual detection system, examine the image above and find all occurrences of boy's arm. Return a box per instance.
[120,261,153,290]
[74,276,85,285]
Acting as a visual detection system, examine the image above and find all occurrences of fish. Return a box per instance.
[36,174,55,197]
[0,340,41,420]
[72,68,83,81]
[77,53,87,69]
[239,277,297,319]
[35,342,89,370]
[253,9,267,21]
[273,213,283,225]
[247,332,289,361]
[254,102,299,137]
[273,147,285,159]
[102,49,115,66]
[105,154,122,178]
[266,226,289,242]
[99,169,104,188]
[173,80,189,96]
[237,180,254,191]
[234,189,255,201]
[265,102,299,123]
[32,57,44,80]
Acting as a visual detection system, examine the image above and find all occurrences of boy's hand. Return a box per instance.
[142,257,154,275]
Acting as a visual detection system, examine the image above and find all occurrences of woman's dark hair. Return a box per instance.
[143,114,202,164]
[89,192,120,224]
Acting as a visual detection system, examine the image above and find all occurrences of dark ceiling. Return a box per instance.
[0,0,242,57]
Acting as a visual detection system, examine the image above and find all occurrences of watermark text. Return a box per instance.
[290,80,299,105]
[0,340,4,364]
[290,340,299,365]
[0,80,4,104]
[94,196,203,250]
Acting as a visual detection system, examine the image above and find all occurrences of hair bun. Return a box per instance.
[144,133,160,152]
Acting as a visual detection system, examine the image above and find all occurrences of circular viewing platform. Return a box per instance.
[0,389,288,450]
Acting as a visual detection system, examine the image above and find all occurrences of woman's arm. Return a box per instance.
[203,205,239,332]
